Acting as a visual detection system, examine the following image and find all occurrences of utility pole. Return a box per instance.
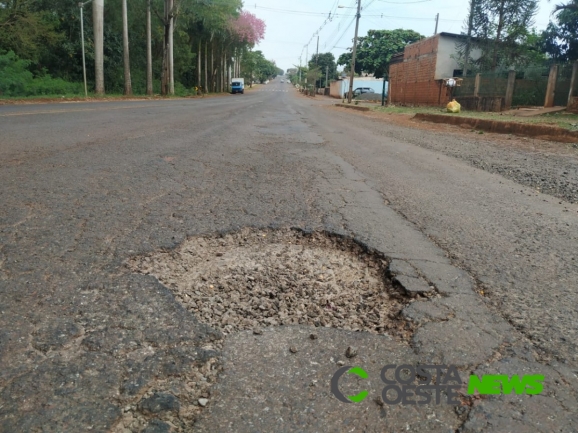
[316,35,320,90]
[434,13,439,35]
[78,1,91,98]
[305,45,308,86]
[326,65,329,90]
[299,56,302,85]
[347,0,362,103]
[463,0,475,77]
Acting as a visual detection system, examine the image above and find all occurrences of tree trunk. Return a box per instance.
[463,0,476,77]
[92,0,104,94]
[205,40,208,94]
[146,0,153,95]
[198,40,202,90]
[122,0,132,95]
[161,7,169,95]
[221,50,225,92]
[211,39,214,92]
[492,1,505,71]
[217,45,221,93]
[169,0,174,95]
[228,57,231,90]
[161,0,167,95]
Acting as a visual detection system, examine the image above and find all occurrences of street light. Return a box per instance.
[338,2,362,103]
[79,0,93,98]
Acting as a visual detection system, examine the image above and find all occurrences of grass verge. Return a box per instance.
[372,105,578,131]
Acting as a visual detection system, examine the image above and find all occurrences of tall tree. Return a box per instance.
[146,0,153,95]
[459,0,538,71]
[122,0,132,95]
[0,1,265,97]
[308,53,337,88]
[158,0,177,95]
[552,0,578,11]
[463,0,477,76]
[337,29,423,79]
[0,1,62,64]
[93,0,105,94]
[541,1,578,61]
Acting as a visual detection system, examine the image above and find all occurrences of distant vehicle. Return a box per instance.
[231,78,245,94]
[352,87,375,96]
[281,80,285,83]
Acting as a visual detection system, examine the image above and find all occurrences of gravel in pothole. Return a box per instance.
[128,228,411,339]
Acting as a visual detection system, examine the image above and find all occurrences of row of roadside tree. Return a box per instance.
[0,0,281,97]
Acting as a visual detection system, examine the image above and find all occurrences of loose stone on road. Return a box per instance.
[1,81,577,432]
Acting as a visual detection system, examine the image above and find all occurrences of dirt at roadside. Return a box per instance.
[0,93,230,105]
[367,109,578,156]
[330,105,578,204]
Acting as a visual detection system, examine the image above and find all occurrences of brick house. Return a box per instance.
[388,33,480,106]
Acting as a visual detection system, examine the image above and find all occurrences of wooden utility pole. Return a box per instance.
[305,45,308,87]
[316,35,319,91]
[347,0,362,103]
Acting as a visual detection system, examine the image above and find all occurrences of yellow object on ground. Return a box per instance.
[447,99,461,113]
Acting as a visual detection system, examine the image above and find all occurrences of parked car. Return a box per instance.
[352,87,375,96]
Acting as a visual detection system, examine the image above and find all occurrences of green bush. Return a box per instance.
[174,81,193,96]
[0,51,82,97]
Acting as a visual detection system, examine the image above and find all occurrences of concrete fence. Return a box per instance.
[453,62,578,112]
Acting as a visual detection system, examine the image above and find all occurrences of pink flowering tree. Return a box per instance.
[230,11,266,46]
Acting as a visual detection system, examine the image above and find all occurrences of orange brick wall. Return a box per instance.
[389,35,448,106]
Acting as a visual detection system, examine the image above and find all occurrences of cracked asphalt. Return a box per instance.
[1,81,577,432]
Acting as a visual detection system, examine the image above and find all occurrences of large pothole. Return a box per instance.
[121,228,420,432]
[128,228,413,340]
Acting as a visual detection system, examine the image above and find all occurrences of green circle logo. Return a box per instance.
[330,366,369,403]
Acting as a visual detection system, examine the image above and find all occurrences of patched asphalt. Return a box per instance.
[1,83,577,432]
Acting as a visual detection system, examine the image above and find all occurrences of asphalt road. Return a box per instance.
[1,81,577,432]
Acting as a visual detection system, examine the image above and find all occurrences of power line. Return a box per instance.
[251,5,462,22]
[328,16,356,52]
[323,0,357,50]
[299,0,348,64]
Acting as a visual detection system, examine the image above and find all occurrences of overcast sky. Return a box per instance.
[249,0,558,71]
